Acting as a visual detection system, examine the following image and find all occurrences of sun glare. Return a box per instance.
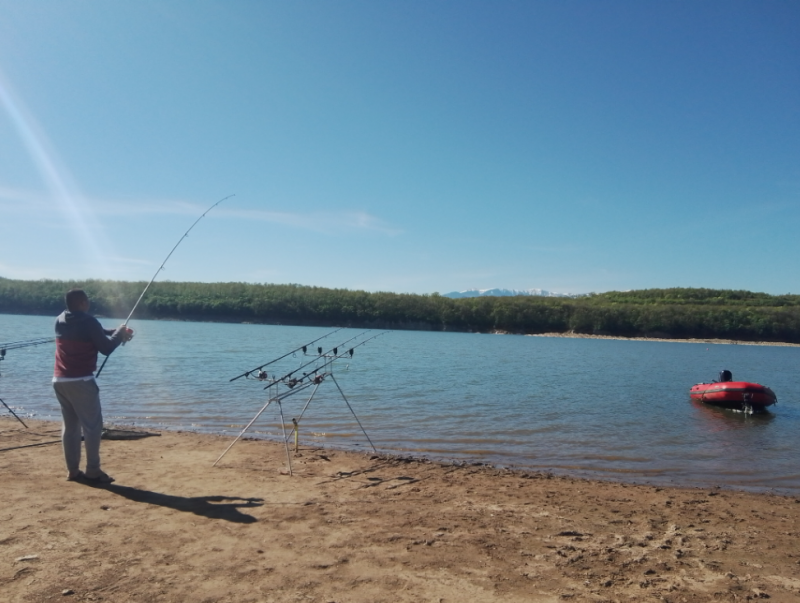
[0,68,113,277]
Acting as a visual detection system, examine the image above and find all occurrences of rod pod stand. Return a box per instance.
[213,380,320,473]
[285,372,376,454]
[214,355,377,472]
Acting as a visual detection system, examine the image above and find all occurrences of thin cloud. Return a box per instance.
[89,197,207,218]
[88,197,402,235]
[0,186,53,211]
[520,244,583,253]
[218,207,403,236]
[106,255,154,266]
[0,188,402,236]
[0,70,114,272]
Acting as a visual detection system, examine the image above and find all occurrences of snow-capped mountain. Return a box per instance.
[442,288,574,299]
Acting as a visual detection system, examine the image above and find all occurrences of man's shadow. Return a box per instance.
[84,482,263,524]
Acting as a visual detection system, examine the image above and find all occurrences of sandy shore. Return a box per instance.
[528,332,800,347]
[1,418,799,602]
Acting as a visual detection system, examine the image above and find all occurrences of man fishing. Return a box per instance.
[53,289,133,483]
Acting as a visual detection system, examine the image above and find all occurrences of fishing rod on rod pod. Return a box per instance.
[96,194,234,377]
[0,337,55,353]
[274,331,388,453]
[0,337,55,427]
[229,327,344,382]
[228,329,369,385]
[249,330,372,390]
[263,330,389,391]
[1,337,56,378]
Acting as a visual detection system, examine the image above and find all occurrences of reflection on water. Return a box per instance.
[2,314,799,494]
[690,399,776,432]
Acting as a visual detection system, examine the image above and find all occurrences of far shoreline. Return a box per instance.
[523,331,800,347]
[5,311,800,347]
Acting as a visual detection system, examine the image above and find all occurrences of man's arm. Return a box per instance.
[87,317,127,357]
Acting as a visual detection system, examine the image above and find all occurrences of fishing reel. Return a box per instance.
[243,370,270,381]
[273,370,327,390]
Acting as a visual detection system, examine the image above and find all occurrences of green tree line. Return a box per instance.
[2,277,800,343]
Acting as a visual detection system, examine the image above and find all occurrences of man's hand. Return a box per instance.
[120,326,135,343]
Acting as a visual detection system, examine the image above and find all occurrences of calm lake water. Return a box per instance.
[2,313,799,494]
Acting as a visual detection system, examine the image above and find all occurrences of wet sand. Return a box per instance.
[1,418,799,602]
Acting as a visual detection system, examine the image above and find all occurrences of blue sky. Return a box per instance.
[1,2,798,295]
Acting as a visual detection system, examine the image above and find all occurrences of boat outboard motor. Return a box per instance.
[719,369,733,383]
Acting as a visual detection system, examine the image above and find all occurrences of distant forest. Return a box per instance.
[2,277,800,343]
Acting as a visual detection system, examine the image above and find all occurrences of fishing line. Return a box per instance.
[96,194,234,377]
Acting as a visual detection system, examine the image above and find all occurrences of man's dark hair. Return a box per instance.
[65,289,88,312]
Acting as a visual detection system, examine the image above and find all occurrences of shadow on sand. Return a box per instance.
[83,482,264,523]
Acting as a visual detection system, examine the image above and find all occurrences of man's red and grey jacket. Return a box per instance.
[54,311,126,378]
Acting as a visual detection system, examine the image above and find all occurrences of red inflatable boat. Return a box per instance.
[690,370,777,413]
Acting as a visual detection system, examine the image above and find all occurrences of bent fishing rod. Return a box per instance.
[260,330,387,391]
[229,327,345,382]
[96,194,234,377]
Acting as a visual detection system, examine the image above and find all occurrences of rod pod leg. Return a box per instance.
[213,398,273,467]
[330,374,377,453]
[0,398,28,429]
[276,399,293,476]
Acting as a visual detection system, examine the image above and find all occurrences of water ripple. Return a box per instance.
[3,314,799,493]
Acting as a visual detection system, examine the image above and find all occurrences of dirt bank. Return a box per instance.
[1,418,799,602]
